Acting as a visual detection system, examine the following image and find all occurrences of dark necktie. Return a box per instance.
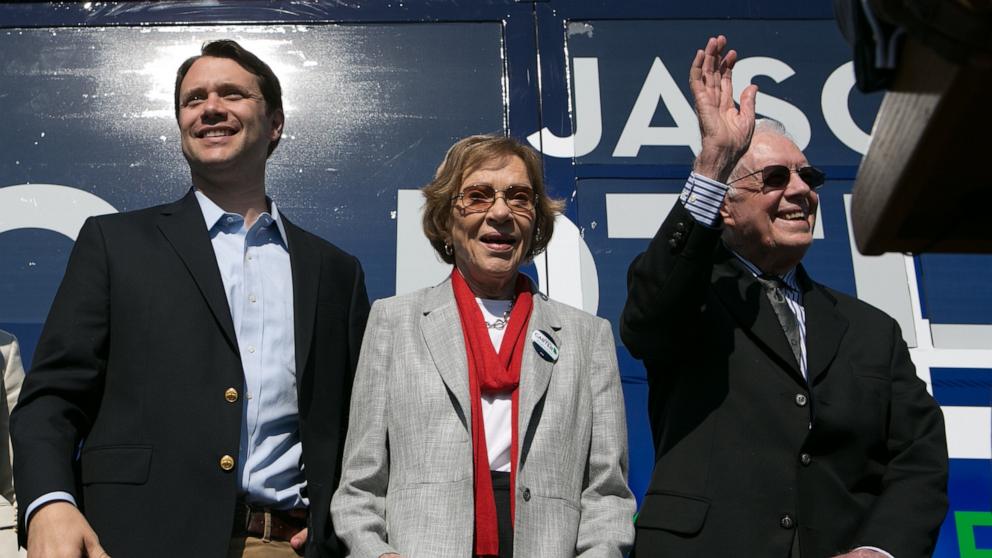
[756,275,803,370]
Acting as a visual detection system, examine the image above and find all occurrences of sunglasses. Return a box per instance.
[451,184,537,214]
[729,165,826,190]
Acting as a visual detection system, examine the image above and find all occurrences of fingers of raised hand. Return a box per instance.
[737,83,758,131]
[702,37,722,91]
[691,37,722,106]
[689,48,705,84]
[718,49,738,110]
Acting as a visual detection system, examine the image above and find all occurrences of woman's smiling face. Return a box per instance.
[448,155,536,299]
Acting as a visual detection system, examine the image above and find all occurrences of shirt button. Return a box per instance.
[800,453,811,466]
[249,294,257,304]
[226,217,234,223]
[247,346,256,354]
[522,488,531,502]
[224,388,238,403]
[780,514,794,529]
[219,455,235,471]
[247,255,253,261]
[795,393,808,407]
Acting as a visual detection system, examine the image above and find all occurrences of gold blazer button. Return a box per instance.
[224,388,239,403]
[219,455,236,471]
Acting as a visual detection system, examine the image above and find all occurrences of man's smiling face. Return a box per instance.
[720,132,819,274]
[177,56,283,177]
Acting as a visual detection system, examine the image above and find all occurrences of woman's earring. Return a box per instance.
[526,228,540,259]
[444,242,453,256]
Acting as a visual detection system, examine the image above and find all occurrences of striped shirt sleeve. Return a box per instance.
[679,172,729,228]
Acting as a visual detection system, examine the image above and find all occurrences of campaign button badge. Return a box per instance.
[532,329,559,363]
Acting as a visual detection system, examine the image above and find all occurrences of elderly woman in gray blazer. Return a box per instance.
[331,135,634,558]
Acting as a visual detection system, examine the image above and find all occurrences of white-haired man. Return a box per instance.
[621,35,948,558]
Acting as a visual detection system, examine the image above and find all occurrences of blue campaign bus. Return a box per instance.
[0,1,988,555]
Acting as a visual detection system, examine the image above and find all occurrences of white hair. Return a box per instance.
[726,117,798,198]
[752,117,794,141]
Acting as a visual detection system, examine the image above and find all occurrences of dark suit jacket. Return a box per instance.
[11,192,370,558]
[620,202,948,558]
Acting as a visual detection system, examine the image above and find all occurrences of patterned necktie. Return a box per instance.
[756,275,803,370]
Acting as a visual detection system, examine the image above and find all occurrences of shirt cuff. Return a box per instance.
[855,546,894,558]
[25,492,77,529]
[679,172,729,228]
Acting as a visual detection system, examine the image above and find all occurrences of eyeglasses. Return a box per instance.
[451,184,537,214]
[729,165,826,190]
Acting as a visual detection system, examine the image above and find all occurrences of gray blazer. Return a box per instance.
[331,277,635,558]
[0,331,25,558]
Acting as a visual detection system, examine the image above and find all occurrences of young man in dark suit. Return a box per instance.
[12,40,370,558]
[622,36,947,558]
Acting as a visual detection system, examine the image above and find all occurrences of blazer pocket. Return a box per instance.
[81,445,152,485]
[852,364,889,380]
[636,491,709,535]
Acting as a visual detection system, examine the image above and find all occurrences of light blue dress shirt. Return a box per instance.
[195,191,307,510]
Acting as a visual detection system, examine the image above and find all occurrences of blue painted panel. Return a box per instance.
[543,0,835,19]
[918,254,992,325]
[976,526,992,550]
[932,368,992,407]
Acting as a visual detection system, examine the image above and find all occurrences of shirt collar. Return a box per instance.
[730,250,800,293]
[193,189,289,246]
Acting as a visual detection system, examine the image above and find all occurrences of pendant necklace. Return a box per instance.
[485,299,514,330]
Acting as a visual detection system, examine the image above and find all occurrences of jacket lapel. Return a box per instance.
[420,278,472,428]
[518,289,561,467]
[282,217,321,381]
[156,191,239,353]
[712,249,804,382]
[798,268,848,384]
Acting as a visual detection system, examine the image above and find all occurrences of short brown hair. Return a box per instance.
[422,134,565,265]
[174,39,283,156]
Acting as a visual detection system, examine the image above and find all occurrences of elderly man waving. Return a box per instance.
[621,35,948,558]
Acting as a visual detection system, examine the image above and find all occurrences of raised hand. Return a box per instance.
[689,35,758,183]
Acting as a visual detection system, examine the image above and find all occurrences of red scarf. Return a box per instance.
[451,269,533,558]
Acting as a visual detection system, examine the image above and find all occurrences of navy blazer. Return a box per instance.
[621,202,948,558]
[12,192,370,557]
